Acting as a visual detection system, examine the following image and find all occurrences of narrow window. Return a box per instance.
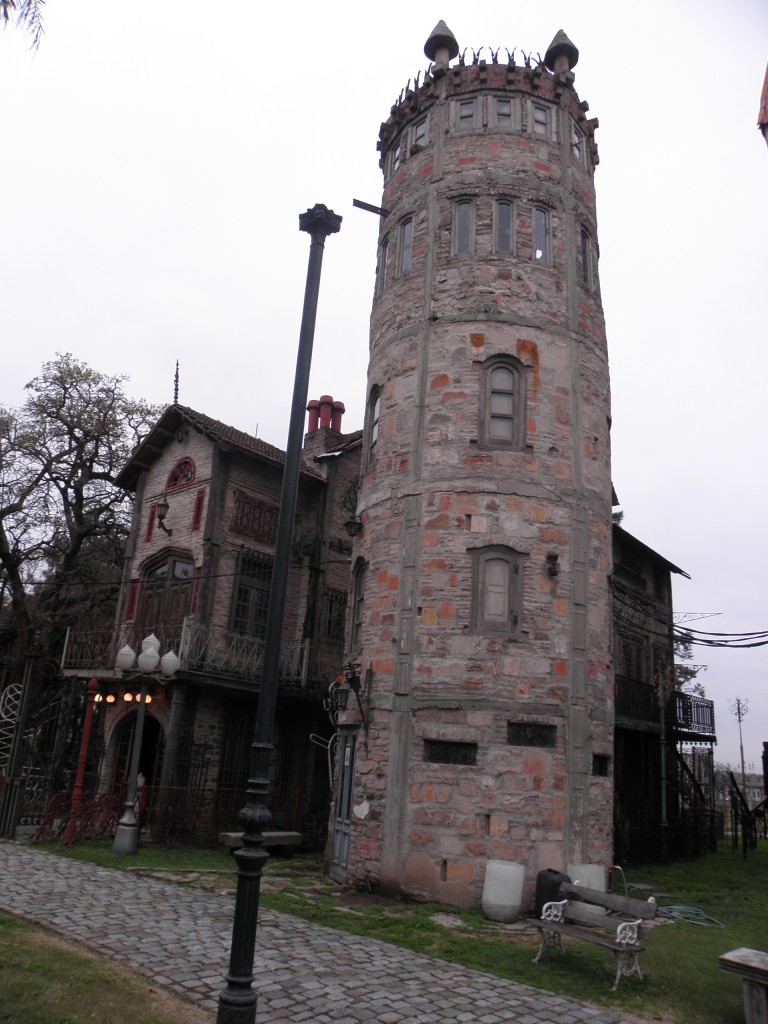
[533,207,549,265]
[507,722,556,748]
[495,200,513,254]
[532,103,549,137]
[400,218,413,274]
[455,199,473,255]
[192,488,206,531]
[230,552,273,639]
[424,740,477,766]
[323,590,347,640]
[376,236,388,296]
[495,97,513,129]
[572,122,585,164]
[470,546,525,635]
[392,140,402,175]
[457,98,475,131]
[489,366,516,441]
[580,227,597,291]
[367,388,381,468]
[351,561,367,652]
[411,118,427,152]
[480,356,525,449]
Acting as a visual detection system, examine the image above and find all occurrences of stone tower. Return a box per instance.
[332,22,613,909]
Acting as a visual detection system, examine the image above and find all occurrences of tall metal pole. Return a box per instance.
[216,204,341,1024]
[730,697,749,793]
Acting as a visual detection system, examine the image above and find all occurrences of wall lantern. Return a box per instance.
[344,516,363,538]
[156,495,173,537]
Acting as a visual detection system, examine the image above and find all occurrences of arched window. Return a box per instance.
[495,199,514,255]
[399,218,414,274]
[479,356,526,449]
[167,458,195,490]
[136,554,196,631]
[469,546,525,635]
[454,199,474,255]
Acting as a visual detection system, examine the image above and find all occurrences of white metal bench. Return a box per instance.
[533,881,657,991]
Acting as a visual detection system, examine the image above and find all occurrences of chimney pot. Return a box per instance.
[331,400,345,432]
[319,395,334,430]
[306,399,320,433]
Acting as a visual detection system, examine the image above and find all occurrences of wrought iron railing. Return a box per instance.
[615,677,659,722]
[669,692,716,737]
[62,618,308,684]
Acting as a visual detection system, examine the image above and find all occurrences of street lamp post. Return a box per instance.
[216,204,341,1024]
[112,635,180,856]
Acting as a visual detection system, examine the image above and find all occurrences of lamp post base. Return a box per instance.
[112,813,139,855]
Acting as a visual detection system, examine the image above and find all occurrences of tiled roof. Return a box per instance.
[176,406,325,478]
[117,404,359,488]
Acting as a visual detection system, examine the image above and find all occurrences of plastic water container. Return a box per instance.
[481,860,525,923]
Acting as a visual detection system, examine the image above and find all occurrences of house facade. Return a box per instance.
[61,400,361,844]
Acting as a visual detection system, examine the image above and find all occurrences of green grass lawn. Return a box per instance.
[30,837,768,1024]
[0,911,212,1024]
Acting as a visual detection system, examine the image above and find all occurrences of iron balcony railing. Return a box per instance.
[61,618,308,685]
[614,676,716,738]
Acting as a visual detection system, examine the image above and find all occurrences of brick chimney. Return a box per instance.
[303,395,345,459]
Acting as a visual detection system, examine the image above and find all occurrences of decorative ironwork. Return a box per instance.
[231,491,279,545]
[0,683,22,773]
[670,692,716,737]
[615,678,659,722]
[62,618,306,684]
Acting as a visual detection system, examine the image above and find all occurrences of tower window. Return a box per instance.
[392,140,402,175]
[411,117,427,153]
[533,207,550,265]
[495,200,514,255]
[454,199,474,255]
[494,97,514,129]
[532,103,552,138]
[480,356,526,449]
[470,545,525,635]
[456,98,476,132]
[580,227,597,291]
[367,387,381,468]
[572,122,586,165]
[350,560,367,653]
[400,218,413,274]
[376,236,388,296]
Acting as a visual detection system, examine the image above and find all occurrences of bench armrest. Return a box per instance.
[540,899,568,923]
[615,918,642,947]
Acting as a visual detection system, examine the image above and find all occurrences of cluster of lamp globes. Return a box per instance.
[93,634,181,705]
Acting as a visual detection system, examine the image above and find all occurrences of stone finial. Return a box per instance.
[544,29,579,74]
[424,20,459,71]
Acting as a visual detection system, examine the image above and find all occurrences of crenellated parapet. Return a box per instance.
[377,26,600,171]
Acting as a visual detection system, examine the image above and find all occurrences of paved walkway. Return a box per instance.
[0,842,653,1024]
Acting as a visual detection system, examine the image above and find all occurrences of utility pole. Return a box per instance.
[730,697,749,792]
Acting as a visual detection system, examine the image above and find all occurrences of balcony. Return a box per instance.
[615,677,659,726]
[614,677,716,742]
[62,618,308,685]
[669,691,716,740]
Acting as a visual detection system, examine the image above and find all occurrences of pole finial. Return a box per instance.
[173,360,179,404]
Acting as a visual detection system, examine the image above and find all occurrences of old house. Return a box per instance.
[612,524,717,864]
[61,399,361,844]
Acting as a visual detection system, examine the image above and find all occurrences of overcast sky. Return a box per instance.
[2,1,766,773]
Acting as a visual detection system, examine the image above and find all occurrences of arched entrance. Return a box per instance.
[111,713,165,794]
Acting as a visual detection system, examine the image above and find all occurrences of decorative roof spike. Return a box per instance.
[173,360,179,404]
[424,20,459,69]
[544,29,579,73]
